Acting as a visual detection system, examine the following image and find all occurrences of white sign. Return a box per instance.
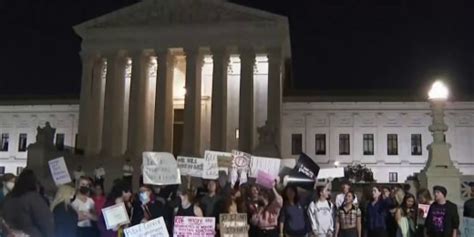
[48,157,72,185]
[143,152,181,185]
[249,156,281,178]
[173,216,215,237]
[317,167,345,179]
[464,217,474,237]
[177,156,203,177]
[203,151,221,179]
[102,202,130,230]
[124,217,169,237]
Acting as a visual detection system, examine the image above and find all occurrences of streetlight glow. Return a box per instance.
[428,80,449,100]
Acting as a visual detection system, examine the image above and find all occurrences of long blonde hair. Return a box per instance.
[50,185,76,211]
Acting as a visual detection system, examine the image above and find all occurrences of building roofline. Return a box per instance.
[0,95,79,106]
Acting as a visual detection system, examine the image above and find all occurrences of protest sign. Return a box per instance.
[317,167,345,179]
[48,157,72,185]
[294,153,320,180]
[418,204,430,218]
[203,151,221,179]
[464,217,474,237]
[124,217,169,237]
[220,213,249,237]
[177,156,203,178]
[232,150,251,170]
[249,156,281,178]
[173,216,215,237]
[256,170,275,189]
[102,202,130,230]
[143,152,181,185]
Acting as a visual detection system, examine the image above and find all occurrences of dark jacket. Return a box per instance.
[366,197,394,231]
[53,202,78,237]
[2,191,54,237]
[425,200,459,237]
[464,198,474,218]
[130,199,172,235]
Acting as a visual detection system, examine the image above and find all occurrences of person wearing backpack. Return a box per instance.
[308,183,335,237]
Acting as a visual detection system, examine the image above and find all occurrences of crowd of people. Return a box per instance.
[0,167,472,237]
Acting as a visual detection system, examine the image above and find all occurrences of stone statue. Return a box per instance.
[35,122,56,148]
[253,120,280,158]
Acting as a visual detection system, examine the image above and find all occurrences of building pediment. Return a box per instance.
[74,0,287,36]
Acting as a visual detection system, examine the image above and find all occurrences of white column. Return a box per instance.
[86,57,107,155]
[77,52,96,152]
[154,49,174,152]
[210,47,229,151]
[238,48,256,153]
[127,50,153,155]
[267,48,283,156]
[181,48,203,156]
[101,52,128,156]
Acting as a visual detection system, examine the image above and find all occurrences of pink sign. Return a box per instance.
[418,204,430,218]
[173,216,215,237]
[256,170,275,189]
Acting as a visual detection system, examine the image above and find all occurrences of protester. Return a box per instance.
[395,193,416,237]
[2,169,54,237]
[388,189,405,237]
[335,191,361,237]
[98,182,131,237]
[175,186,203,217]
[94,164,105,188]
[424,185,459,237]
[51,185,78,237]
[122,159,134,189]
[73,165,86,186]
[93,183,106,217]
[222,186,243,214]
[463,182,474,218]
[72,176,98,237]
[250,181,283,237]
[131,184,168,224]
[279,185,310,237]
[308,183,335,237]
[335,181,358,209]
[415,188,433,237]
[0,173,15,202]
[201,180,223,218]
[365,186,393,237]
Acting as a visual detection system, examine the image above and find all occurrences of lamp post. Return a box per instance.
[418,80,462,204]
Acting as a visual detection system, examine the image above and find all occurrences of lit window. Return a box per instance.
[411,134,422,156]
[1,134,9,152]
[56,133,65,151]
[387,134,398,155]
[18,133,27,152]
[363,134,374,155]
[291,134,302,155]
[339,134,350,155]
[315,134,326,155]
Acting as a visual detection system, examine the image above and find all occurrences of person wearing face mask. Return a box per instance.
[51,185,78,237]
[71,177,98,237]
[130,185,172,232]
[0,173,15,206]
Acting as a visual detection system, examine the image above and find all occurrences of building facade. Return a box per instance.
[281,100,474,183]
[0,102,79,174]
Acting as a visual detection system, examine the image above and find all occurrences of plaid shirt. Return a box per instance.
[336,206,361,229]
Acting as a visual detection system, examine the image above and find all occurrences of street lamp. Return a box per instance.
[428,80,449,101]
[428,80,449,144]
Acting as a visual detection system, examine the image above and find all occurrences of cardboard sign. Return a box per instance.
[464,217,474,237]
[317,168,345,179]
[102,202,130,230]
[173,216,215,237]
[232,150,251,170]
[294,153,320,180]
[124,217,169,237]
[48,157,72,185]
[203,151,221,179]
[220,214,249,237]
[143,152,181,185]
[256,170,275,189]
[418,204,430,218]
[249,156,281,178]
[177,156,203,177]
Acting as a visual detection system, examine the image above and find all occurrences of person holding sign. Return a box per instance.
[175,186,204,217]
[250,180,283,237]
[131,184,172,234]
[98,182,132,237]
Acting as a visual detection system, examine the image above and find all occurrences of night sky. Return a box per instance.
[1,0,474,98]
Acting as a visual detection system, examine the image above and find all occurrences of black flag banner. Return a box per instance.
[294,153,320,180]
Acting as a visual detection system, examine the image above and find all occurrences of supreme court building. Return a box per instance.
[73,0,291,159]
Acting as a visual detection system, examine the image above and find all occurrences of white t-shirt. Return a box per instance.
[308,200,334,236]
[122,165,133,177]
[72,197,95,227]
[94,168,105,179]
[335,192,358,209]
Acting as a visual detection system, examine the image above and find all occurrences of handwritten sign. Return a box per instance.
[203,151,221,179]
[418,204,430,218]
[177,156,204,178]
[256,170,275,189]
[249,156,281,178]
[48,157,72,185]
[232,150,251,170]
[124,217,169,237]
[317,167,345,179]
[464,217,474,237]
[173,216,215,237]
[220,214,249,237]
[102,202,130,230]
[143,152,181,185]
